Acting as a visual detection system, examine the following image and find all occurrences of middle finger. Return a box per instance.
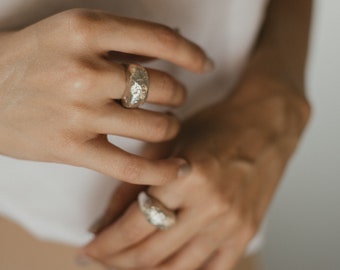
[98,64,187,107]
[89,104,180,142]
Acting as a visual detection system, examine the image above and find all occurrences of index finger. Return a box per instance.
[73,10,214,73]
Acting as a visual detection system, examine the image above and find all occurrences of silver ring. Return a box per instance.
[138,191,176,230]
[121,63,149,108]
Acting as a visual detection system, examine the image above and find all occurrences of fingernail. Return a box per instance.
[177,159,191,178]
[204,58,215,73]
[75,254,93,267]
[88,216,106,234]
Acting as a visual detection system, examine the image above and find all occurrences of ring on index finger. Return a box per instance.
[121,63,149,108]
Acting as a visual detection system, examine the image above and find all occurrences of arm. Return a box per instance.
[228,0,312,131]
[82,1,313,269]
[250,0,312,90]
[213,0,313,220]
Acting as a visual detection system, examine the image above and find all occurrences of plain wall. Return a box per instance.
[262,1,340,269]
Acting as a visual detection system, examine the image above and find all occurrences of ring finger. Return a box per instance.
[89,104,180,142]
[83,194,198,268]
[153,213,234,270]
[156,231,222,270]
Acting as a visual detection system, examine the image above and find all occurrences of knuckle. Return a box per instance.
[148,161,173,185]
[155,174,171,186]
[84,246,103,262]
[48,113,89,163]
[192,158,220,188]
[151,115,179,142]
[49,130,81,163]
[61,9,101,46]
[63,65,96,100]
[121,225,146,243]
[159,72,177,93]
[120,159,143,183]
[64,107,88,129]
[190,159,231,217]
[160,74,185,105]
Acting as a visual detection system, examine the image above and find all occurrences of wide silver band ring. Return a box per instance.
[121,63,149,108]
[138,191,176,230]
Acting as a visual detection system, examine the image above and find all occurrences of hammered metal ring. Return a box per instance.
[138,191,176,230]
[121,63,149,108]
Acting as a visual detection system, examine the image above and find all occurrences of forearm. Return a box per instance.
[223,0,313,140]
[249,0,313,91]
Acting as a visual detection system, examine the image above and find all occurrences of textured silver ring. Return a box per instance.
[138,191,176,230]
[121,63,149,108]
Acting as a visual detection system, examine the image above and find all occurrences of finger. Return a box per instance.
[106,209,207,269]
[157,213,233,270]
[83,202,156,261]
[89,104,181,143]
[76,136,187,185]
[199,217,254,270]
[81,11,212,73]
[201,239,249,270]
[157,232,221,270]
[201,249,245,270]
[143,68,186,106]
[107,51,155,63]
[90,183,145,235]
[100,65,187,107]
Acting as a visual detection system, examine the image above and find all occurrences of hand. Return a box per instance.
[0,9,213,185]
[81,74,310,270]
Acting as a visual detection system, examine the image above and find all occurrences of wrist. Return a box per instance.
[223,73,311,154]
[245,45,306,93]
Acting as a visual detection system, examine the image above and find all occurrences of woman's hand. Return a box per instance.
[0,9,212,185]
[82,74,310,270]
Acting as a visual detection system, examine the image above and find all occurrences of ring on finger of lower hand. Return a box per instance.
[138,191,177,230]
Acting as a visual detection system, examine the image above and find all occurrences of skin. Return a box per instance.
[82,0,313,269]
[0,9,214,186]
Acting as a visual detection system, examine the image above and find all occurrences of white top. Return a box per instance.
[0,0,269,254]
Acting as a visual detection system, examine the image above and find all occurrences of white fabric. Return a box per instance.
[0,0,269,254]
